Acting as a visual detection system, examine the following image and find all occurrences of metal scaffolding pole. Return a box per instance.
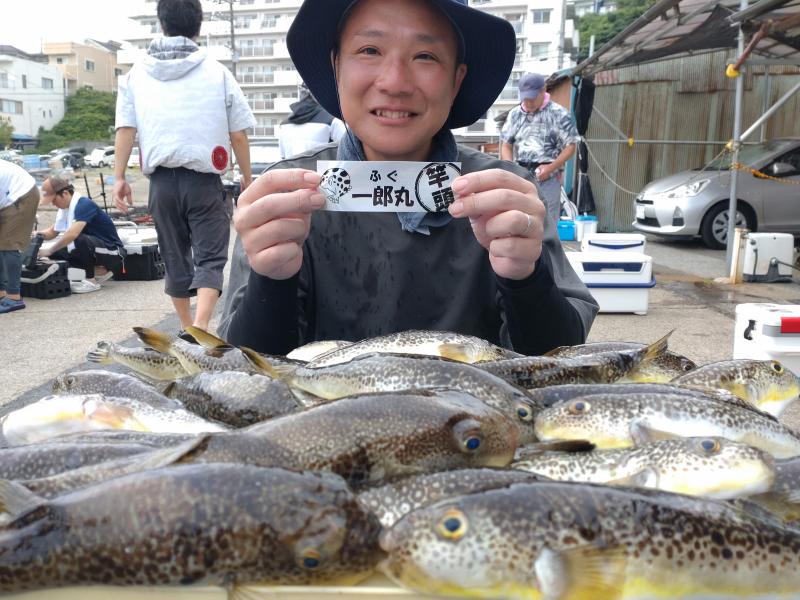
[725,0,748,270]
[741,79,800,142]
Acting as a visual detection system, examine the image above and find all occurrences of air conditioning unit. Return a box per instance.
[742,232,794,283]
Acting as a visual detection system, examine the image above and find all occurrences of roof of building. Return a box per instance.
[573,0,800,75]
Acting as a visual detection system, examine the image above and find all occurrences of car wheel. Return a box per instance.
[700,202,754,250]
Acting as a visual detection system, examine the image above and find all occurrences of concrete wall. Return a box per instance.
[584,50,800,232]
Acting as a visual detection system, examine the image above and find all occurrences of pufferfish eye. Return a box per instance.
[568,400,590,415]
[771,361,784,374]
[516,402,534,422]
[698,438,721,455]
[298,548,322,570]
[436,509,468,541]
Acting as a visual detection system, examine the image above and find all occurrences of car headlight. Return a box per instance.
[666,179,710,198]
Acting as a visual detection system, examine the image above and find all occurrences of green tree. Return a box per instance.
[0,121,13,148]
[577,0,658,61]
[37,87,116,151]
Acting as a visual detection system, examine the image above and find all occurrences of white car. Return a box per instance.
[127,147,140,169]
[86,146,115,168]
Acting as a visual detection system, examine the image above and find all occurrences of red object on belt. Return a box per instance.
[780,317,800,334]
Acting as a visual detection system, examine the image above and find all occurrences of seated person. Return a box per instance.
[36,176,124,294]
[222,0,598,356]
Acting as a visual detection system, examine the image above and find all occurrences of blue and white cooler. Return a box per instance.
[581,232,646,254]
[733,303,800,376]
[566,251,655,315]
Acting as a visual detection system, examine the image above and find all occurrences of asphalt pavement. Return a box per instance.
[3,176,800,425]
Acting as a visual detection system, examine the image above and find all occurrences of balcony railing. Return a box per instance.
[237,73,275,84]
[248,99,275,111]
[239,46,275,58]
[466,121,486,133]
[251,126,275,137]
[511,21,524,34]
[499,90,518,100]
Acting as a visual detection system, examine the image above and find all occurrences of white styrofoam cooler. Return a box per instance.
[115,224,159,255]
[581,232,646,254]
[741,232,793,282]
[567,251,655,315]
[733,303,800,376]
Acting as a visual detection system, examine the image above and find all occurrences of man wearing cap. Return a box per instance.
[36,176,124,294]
[112,0,256,332]
[223,0,597,356]
[501,73,580,225]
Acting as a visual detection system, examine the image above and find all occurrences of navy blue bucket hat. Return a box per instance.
[286,0,516,130]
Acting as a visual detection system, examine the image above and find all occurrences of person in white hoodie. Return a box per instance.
[112,0,256,333]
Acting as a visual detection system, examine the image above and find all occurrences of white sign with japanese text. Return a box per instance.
[317,161,462,212]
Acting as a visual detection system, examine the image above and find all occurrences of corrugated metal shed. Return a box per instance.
[585,50,800,232]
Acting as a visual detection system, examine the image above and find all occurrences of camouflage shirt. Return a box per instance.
[500,101,580,167]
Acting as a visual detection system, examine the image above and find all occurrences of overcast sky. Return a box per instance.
[1,1,139,53]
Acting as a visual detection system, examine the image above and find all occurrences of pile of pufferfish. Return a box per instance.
[1,327,800,599]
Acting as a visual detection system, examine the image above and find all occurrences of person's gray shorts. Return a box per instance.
[148,167,231,298]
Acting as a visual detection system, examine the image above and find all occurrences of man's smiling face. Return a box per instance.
[335,0,467,162]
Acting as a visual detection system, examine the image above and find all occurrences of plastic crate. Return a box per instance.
[115,245,166,281]
[21,273,71,299]
[557,219,575,241]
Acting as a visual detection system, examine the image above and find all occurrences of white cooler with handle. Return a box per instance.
[581,233,646,253]
[566,251,655,314]
[733,303,800,376]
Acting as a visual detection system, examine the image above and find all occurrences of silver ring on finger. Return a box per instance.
[522,213,533,235]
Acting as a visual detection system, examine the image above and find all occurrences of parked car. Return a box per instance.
[49,151,84,170]
[86,146,115,168]
[0,151,23,166]
[127,147,140,169]
[633,138,800,249]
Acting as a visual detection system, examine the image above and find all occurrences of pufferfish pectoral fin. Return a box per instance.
[606,467,660,490]
[534,545,627,600]
[438,343,473,363]
[0,479,46,518]
[629,419,680,446]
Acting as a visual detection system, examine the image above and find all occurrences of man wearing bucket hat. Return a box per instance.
[223,0,597,356]
[500,73,581,225]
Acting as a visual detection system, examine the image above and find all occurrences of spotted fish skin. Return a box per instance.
[0,464,383,592]
[306,330,519,368]
[52,370,180,409]
[380,481,800,599]
[0,442,153,480]
[357,468,543,528]
[133,327,265,375]
[671,359,800,417]
[513,437,775,500]
[23,390,519,496]
[547,342,696,383]
[86,341,187,381]
[478,333,670,389]
[534,392,800,458]
[163,371,300,427]
[276,353,540,443]
[287,340,353,362]
[525,383,744,409]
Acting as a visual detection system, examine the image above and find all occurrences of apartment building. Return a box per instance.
[42,39,129,95]
[0,45,66,138]
[121,0,578,144]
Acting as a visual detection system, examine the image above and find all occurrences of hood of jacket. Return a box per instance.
[142,36,206,81]
[283,95,334,126]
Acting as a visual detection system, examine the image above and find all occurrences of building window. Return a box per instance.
[532,9,552,23]
[21,74,26,89]
[529,42,550,59]
[49,110,52,117]
[85,59,95,72]
[0,98,22,114]
[56,57,64,64]
[42,77,54,89]
[0,72,7,88]
[114,68,123,77]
